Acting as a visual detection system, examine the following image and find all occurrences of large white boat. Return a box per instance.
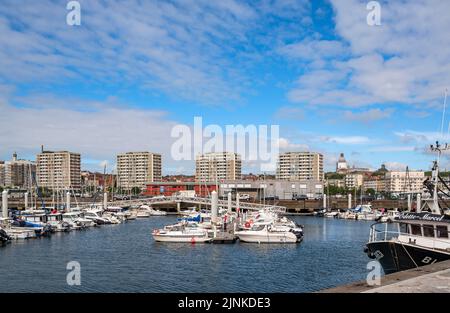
[324,211,339,218]
[1,217,38,239]
[236,222,303,244]
[62,212,96,228]
[149,209,167,216]
[139,205,167,217]
[152,222,212,243]
[83,209,111,225]
[47,213,72,232]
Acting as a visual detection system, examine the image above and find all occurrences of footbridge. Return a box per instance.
[108,195,286,213]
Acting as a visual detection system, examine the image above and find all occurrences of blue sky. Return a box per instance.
[1,0,450,174]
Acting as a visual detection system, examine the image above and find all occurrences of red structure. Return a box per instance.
[144,182,217,197]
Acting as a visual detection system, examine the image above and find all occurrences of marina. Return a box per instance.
[0,216,373,293]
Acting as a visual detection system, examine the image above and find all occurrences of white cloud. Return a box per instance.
[285,0,450,108]
[274,106,304,120]
[384,162,409,171]
[277,137,309,151]
[0,0,313,105]
[279,39,347,62]
[368,146,416,153]
[343,108,394,123]
[320,136,370,145]
[0,96,185,173]
[394,131,448,143]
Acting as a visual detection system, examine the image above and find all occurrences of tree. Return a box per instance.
[131,187,141,195]
[325,173,345,179]
[366,188,376,196]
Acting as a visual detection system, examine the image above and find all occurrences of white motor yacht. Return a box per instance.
[152,222,212,243]
[324,211,339,218]
[236,222,302,244]
[62,212,96,228]
[83,209,111,225]
[47,213,72,232]
[0,218,36,240]
[149,209,167,216]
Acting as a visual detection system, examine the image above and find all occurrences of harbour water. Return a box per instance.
[0,216,373,293]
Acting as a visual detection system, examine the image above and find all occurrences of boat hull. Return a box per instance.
[236,232,300,244]
[366,241,450,274]
[153,234,211,243]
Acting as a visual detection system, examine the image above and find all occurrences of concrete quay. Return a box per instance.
[321,260,450,293]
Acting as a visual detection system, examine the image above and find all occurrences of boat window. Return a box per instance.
[422,225,435,238]
[399,223,408,234]
[410,224,422,236]
[436,226,449,239]
[251,225,266,231]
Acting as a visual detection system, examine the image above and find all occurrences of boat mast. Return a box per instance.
[430,142,450,214]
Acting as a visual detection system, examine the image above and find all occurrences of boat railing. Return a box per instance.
[369,222,397,242]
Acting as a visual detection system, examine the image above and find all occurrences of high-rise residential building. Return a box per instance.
[195,152,242,182]
[276,152,324,181]
[2,152,36,188]
[336,153,348,173]
[385,171,425,194]
[36,149,81,190]
[116,152,162,190]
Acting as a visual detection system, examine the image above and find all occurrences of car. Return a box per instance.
[292,195,308,201]
[263,196,279,201]
[239,194,250,201]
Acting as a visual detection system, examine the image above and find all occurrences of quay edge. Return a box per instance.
[319,259,450,293]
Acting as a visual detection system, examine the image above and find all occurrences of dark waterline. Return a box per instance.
[0,217,374,292]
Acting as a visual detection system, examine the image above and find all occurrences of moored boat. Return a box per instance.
[365,212,450,274]
[235,222,303,244]
[152,222,212,243]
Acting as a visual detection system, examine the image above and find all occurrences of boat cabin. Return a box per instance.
[47,213,63,222]
[394,213,450,251]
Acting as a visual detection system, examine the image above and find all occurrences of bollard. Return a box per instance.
[2,190,8,218]
[211,191,218,223]
[24,192,29,209]
[103,192,108,210]
[416,193,422,213]
[66,191,71,212]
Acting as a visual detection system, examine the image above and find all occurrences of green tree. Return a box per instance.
[131,187,141,195]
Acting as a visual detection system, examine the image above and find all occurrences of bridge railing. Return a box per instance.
[107,196,286,213]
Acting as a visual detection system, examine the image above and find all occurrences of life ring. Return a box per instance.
[244,222,251,228]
